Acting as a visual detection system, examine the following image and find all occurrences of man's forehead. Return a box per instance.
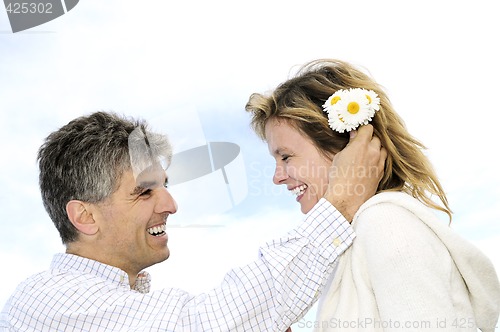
[128,125,171,180]
[135,163,167,186]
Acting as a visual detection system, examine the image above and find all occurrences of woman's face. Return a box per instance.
[265,118,333,214]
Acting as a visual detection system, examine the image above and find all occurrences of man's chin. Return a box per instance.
[160,249,170,262]
[148,250,170,267]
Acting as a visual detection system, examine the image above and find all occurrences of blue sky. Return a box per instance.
[1,1,499,330]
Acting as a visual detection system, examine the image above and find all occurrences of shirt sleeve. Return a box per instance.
[179,198,355,331]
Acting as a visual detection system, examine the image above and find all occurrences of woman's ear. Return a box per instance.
[66,200,98,236]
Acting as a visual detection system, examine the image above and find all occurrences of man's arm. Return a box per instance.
[323,125,386,221]
[178,198,354,331]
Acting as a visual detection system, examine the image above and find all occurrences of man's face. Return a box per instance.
[90,165,177,275]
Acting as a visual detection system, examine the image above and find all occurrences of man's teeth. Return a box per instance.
[290,185,307,196]
[147,224,166,236]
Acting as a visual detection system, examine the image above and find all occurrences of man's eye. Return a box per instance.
[140,189,152,196]
[281,155,290,162]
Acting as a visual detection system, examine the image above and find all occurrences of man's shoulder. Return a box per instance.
[5,256,108,308]
[9,269,50,295]
[1,269,51,322]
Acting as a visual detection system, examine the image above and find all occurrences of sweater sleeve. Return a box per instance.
[355,202,476,331]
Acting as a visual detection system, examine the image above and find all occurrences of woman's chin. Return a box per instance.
[300,200,316,214]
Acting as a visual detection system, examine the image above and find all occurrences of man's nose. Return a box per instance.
[155,187,178,214]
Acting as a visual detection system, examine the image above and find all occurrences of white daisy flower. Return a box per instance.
[327,111,349,133]
[323,90,344,110]
[364,89,380,111]
[322,88,380,133]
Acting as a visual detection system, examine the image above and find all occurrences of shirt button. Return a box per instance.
[332,237,341,247]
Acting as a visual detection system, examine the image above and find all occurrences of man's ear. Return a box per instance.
[66,200,98,236]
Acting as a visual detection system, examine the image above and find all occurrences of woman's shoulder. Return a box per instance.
[349,192,454,270]
[355,191,422,214]
[353,191,441,224]
[351,191,446,240]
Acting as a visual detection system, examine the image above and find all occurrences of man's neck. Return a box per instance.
[65,245,139,288]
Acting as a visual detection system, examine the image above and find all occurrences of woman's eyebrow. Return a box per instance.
[273,147,290,156]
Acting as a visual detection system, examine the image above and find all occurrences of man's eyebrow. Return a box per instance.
[130,181,158,196]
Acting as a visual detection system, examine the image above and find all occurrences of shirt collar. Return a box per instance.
[51,253,151,294]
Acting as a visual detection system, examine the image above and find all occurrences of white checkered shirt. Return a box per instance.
[1,199,354,331]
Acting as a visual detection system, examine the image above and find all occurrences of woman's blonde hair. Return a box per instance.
[245,59,452,220]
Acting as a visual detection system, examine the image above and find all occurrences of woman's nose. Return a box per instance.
[273,164,288,185]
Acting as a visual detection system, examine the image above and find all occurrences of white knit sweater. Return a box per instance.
[315,192,500,332]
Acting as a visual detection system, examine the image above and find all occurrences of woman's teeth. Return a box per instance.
[290,184,307,196]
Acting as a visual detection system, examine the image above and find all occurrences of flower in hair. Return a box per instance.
[322,88,380,133]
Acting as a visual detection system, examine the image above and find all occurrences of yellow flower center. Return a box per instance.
[347,102,360,114]
[366,95,372,103]
[330,96,341,105]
